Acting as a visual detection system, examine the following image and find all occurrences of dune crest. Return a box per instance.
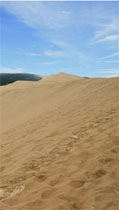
[0,73,118,210]
[42,72,80,82]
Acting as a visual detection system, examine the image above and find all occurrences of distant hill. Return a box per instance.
[0,73,42,86]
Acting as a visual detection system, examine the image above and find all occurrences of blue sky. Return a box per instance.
[0,1,119,77]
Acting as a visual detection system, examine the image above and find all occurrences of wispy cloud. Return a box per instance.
[62,11,72,15]
[0,67,23,73]
[1,2,72,30]
[44,50,65,57]
[40,61,62,65]
[100,52,119,59]
[17,50,41,57]
[92,35,119,44]
[91,15,119,45]
[96,69,119,77]
[95,19,119,39]
[24,52,41,57]
[1,2,119,77]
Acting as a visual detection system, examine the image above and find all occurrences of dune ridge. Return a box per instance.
[0,73,119,210]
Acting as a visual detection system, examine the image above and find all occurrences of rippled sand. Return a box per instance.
[0,73,118,210]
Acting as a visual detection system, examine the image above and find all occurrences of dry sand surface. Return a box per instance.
[0,72,119,210]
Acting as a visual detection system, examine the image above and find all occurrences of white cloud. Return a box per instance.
[1,1,119,76]
[92,35,119,44]
[62,11,72,15]
[95,19,119,39]
[1,2,72,30]
[0,67,23,73]
[96,69,119,77]
[17,50,41,57]
[91,15,119,45]
[24,52,41,56]
[44,50,65,57]
[100,52,119,59]
[3,2,118,49]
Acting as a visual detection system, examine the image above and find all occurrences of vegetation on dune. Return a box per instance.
[0,73,42,86]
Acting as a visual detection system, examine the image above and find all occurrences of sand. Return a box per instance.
[0,73,119,210]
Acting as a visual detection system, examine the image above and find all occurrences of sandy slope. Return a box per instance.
[0,73,119,210]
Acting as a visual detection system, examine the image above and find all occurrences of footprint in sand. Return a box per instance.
[70,201,82,210]
[49,174,64,186]
[35,174,47,182]
[69,180,85,188]
[41,188,54,199]
[93,169,107,179]
[99,158,114,164]
[111,148,118,153]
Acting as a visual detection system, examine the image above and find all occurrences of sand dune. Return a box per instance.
[0,73,119,210]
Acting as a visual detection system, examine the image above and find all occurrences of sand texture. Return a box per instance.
[0,73,119,210]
